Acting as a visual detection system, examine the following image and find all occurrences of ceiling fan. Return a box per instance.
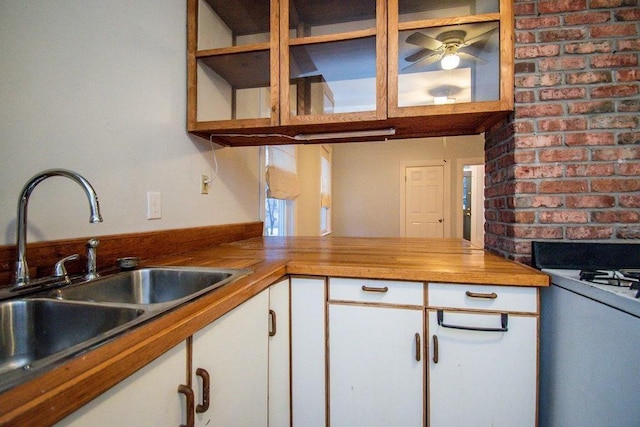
[404,26,497,71]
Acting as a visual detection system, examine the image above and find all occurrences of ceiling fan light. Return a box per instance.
[441,53,460,70]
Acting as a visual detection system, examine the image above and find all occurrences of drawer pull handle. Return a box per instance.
[465,291,498,299]
[195,368,210,413]
[432,335,439,364]
[269,309,277,337]
[362,285,389,293]
[415,333,421,362]
[437,310,509,332]
[178,384,195,427]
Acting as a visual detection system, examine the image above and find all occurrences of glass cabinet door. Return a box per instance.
[390,0,509,117]
[189,0,277,126]
[283,0,384,124]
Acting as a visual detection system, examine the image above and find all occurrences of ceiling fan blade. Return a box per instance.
[458,50,487,64]
[401,52,440,71]
[405,32,442,51]
[458,45,487,62]
[405,49,437,63]
[461,27,498,49]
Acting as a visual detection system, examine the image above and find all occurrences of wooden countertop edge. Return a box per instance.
[0,260,287,426]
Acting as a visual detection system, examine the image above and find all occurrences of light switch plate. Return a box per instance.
[147,192,162,220]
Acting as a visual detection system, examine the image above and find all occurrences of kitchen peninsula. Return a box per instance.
[0,225,548,426]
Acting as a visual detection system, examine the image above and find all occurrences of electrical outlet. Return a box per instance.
[201,175,209,195]
[147,192,162,220]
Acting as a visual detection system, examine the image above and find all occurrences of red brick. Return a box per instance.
[593,211,640,223]
[593,146,640,161]
[565,132,615,146]
[515,62,537,73]
[540,180,589,193]
[540,211,589,223]
[514,150,537,163]
[516,211,536,223]
[540,28,586,42]
[564,41,612,54]
[566,163,615,176]
[591,0,637,7]
[566,71,612,84]
[618,39,640,51]
[514,2,536,15]
[516,16,562,30]
[515,135,562,148]
[619,162,640,175]
[564,12,611,25]
[590,84,639,98]
[615,8,640,21]
[590,114,639,129]
[619,100,640,112]
[516,31,537,44]
[618,132,640,144]
[509,225,564,239]
[539,0,587,13]
[516,44,561,59]
[539,148,589,162]
[515,91,536,103]
[538,118,588,132]
[591,178,640,192]
[515,195,564,208]
[590,23,638,38]
[567,226,613,239]
[514,165,563,179]
[568,100,615,114]
[566,195,616,208]
[540,87,586,100]
[539,57,586,71]
[591,53,638,68]
[514,181,539,194]
[513,121,535,134]
[617,226,640,239]
[516,104,564,117]
[617,69,640,81]
[540,73,564,86]
[620,194,640,207]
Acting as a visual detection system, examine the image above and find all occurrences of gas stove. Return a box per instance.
[533,242,640,318]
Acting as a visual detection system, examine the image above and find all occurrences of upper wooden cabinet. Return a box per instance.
[187,0,513,146]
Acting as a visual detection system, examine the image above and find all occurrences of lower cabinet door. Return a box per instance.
[329,304,424,427]
[55,341,187,427]
[192,290,269,427]
[427,310,537,427]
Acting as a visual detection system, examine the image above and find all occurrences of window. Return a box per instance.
[264,145,299,236]
[320,146,332,235]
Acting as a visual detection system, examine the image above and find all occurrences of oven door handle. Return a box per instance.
[437,310,509,332]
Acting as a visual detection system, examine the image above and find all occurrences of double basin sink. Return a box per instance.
[0,266,250,393]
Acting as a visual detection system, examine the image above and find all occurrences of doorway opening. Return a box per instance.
[461,162,485,248]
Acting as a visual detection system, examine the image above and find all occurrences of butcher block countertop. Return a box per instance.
[0,236,548,426]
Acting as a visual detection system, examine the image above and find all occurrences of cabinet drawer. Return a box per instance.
[329,278,424,306]
[428,283,537,313]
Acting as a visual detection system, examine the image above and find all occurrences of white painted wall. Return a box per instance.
[0,1,260,246]
[331,135,484,238]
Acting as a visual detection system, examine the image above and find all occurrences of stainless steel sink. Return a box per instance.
[0,298,145,391]
[54,267,251,305]
[0,266,251,393]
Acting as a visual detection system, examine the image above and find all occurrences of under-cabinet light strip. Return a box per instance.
[293,128,396,141]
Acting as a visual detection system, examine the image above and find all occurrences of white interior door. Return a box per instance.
[405,165,444,237]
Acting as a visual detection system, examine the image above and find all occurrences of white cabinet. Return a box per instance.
[328,278,425,427]
[55,341,187,427]
[291,276,326,427]
[427,283,538,427]
[192,289,270,427]
[268,278,291,427]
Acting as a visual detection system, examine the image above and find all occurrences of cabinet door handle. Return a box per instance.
[269,309,277,337]
[437,310,509,332]
[432,335,439,364]
[465,290,498,299]
[415,333,421,362]
[178,384,195,427]
[195,368,210,413]
[362,285,388,293]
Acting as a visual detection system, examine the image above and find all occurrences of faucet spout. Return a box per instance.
[14,169,103,286]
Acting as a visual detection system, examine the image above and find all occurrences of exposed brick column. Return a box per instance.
[485,0,640,263]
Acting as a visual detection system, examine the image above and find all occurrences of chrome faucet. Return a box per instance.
[13,169,103,286]
[85,238,100,280]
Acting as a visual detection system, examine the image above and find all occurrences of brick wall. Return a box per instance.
[485,0,640,263]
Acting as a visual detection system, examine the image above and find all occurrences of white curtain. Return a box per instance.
[266,145,300,200]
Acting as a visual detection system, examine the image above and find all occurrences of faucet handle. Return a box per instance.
[53,254,80,278]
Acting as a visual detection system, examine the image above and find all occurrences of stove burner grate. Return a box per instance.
[579,269,640,298]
